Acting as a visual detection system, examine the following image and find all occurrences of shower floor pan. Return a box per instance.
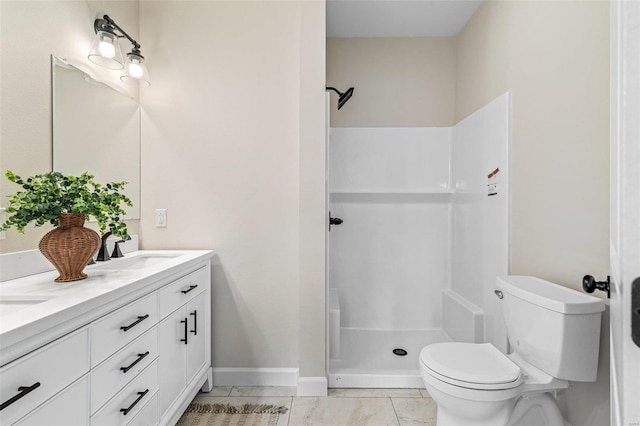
[329,328,450,388]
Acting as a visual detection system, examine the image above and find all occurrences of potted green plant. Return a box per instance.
[1,170,132,282]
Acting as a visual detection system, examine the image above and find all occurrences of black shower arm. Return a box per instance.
[326,86,343,96]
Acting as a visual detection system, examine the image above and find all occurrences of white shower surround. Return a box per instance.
[328,93,510,388]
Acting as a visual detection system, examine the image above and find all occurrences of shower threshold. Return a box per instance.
[328,328,451,388]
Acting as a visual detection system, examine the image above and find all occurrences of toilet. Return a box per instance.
[419,276,605,426]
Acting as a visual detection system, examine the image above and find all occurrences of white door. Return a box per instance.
[325,92,332,369]
[610,1,640,424]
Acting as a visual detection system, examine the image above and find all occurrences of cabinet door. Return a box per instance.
[185,290,208,384]
[158,306,186,417]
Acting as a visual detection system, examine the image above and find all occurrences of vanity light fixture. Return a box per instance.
[88,15,150,86]
[121,48,150,87]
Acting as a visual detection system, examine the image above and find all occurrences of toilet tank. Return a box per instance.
[495,276,605,382]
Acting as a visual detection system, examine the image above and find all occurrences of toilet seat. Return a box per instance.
[419,343,523,390]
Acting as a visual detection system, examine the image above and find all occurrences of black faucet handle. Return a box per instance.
[111,240,126,258]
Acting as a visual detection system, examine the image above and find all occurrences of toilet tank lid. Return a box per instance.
[496,276,605,314]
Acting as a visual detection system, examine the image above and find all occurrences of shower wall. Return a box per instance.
[451,93,510,352]
[329,128,451,330]
[329,93,510,345]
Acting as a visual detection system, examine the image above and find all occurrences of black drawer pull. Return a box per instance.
[181,285,198,294]
[120,315,149,332]
[120,351,150,373]
[190,310,197,335]
[0,382,41,411]
[120,389,149,415]
[180,318,188,344]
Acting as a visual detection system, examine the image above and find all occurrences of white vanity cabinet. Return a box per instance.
[158,267,210,420]
[0,250,214,426]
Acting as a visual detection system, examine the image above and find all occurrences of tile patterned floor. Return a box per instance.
[192,386,437,425]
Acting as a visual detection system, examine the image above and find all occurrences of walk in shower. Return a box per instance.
[327,94,511,388]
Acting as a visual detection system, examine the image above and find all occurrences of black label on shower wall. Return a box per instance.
[488,167,499,196]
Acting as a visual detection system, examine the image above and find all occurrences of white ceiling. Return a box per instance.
[327,0,483,38]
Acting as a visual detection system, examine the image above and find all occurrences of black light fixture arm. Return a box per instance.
[326,86,342,96]
[95,14,140,50]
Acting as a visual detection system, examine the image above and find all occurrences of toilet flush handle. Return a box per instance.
[494,290,503,299]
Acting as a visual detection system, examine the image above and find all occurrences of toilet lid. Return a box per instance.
[420,343,522,390]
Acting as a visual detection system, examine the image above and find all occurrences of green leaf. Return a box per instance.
[1,170,131,238]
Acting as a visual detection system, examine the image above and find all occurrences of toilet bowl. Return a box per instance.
[419,343,567,426]
[419,276,605,426]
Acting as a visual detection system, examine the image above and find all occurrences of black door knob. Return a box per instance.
[582,275,610,298]
[329,212,343,231]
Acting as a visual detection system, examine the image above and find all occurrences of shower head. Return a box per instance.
[326,86,354,110]
[338,87,354,110]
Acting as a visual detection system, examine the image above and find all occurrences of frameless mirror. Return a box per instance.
[52,56,140,219]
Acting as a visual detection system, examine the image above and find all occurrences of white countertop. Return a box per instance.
[0,250,214,366]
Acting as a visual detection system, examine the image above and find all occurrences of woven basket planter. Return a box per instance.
[38,213,101,282]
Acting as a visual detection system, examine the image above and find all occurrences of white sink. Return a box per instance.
[92,254,181,271]
[0,296,52,318]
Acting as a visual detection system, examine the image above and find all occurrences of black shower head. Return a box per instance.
[326,86,354,110]
[338,87,354,110]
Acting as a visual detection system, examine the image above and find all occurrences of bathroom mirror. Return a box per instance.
[52,55,140,219]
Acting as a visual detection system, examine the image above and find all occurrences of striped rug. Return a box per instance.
[176,403,288,426]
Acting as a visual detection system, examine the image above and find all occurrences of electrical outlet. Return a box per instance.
[155,209,167,227]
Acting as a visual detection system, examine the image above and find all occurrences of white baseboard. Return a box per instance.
[297,377,328,396]
[212,368,299,387]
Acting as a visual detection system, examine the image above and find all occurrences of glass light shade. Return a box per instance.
[120,52,150,87]
[88,30,124,70]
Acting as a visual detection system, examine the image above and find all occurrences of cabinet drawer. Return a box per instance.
[14,375,89,426]
[0,328,89,426]
[91,327,158,414]
[91,292,159,367]
[127,393,158,426]
[159,267,207,317]
[91,360,158,426]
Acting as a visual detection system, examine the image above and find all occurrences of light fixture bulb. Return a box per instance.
[128,61,144,79]
[121,50,150,87]
[88,29,124,70]
[98,40,116,59]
